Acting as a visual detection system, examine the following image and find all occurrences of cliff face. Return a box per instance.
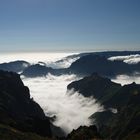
[68,74,140,140]
[0,70,52,138]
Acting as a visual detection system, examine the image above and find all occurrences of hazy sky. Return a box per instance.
[0,0,140,52]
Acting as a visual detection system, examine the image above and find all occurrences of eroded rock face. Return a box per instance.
[0,70,52,137]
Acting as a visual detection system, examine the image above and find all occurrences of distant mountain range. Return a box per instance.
[0,51,140,77]
[22,51,140,77]
[0,60,30,73]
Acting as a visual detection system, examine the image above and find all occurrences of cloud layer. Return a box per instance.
[112,74,140,85]
[22,74,103,134]
[108,54,140,64]
[45,56,80,69]
[0,52,75,63]
[0,52,80,69]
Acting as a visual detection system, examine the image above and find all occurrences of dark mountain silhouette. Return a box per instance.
[68,54,140,76]
[22,64,67,77]
[18,51,140,77]
[0,60,30,73]
[0,51,140,78]
[83,51,140,58]
[21,54,140,78]
[22,64,54,77]
[68,73,140,139]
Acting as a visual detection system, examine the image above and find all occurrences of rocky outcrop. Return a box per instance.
[0,70,52,137]
[68,73,140,139]
[68,73,121,107]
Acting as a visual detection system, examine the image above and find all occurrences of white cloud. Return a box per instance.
[45,56,80,69]
[111,74,140,85]
[108,54,140,64]
[22,74,103,134]
[0,52,76,64]
[0,52,80,69]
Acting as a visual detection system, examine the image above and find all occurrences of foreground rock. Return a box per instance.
[0,70,53,139]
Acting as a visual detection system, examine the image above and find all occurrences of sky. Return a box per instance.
[0,0,140,52]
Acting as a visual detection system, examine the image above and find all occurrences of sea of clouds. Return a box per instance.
[112,73,140,85]
[0,52,79,69]
[22,74,103,134]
